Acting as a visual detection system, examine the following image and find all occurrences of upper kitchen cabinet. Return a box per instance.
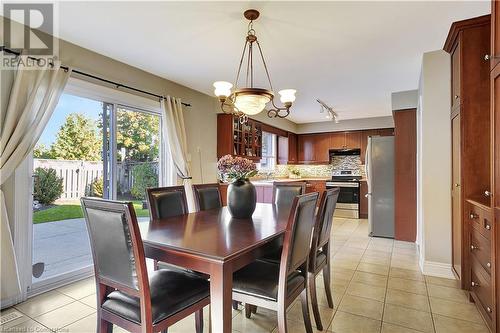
[345,131,362,149]
[277,132,298,164]
[287,132,298,164]
[217,114,263,161]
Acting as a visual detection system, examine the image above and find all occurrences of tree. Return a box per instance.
[33,167,64,204]
[51,113,101,161]
[33,143,54,159]
[116,110,159,162]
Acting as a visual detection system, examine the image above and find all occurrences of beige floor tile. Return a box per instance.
[34,301,95,330]
[329,311,381,333]
[357,262,390,276]
[231,311,277,333]
[427,284,468,303]
[390,259,420,271]
[271,320,327,333]
[62,313,96,332]
[383,304,434,333]
[1,308,31,329]
[166,313,211,333]
[433,314,490,333]
[388,277,427,295]
[78,294,97,309]
[425,276,460,289]
[338,294,384,320]
[14,290,74,317]
[364,249,393,258]
[286,301,335,328]
[385,289,430,312]
[389,268,424,281]
[429,297,484,324]
[346,281,386,302]
[362,255,392,266]
[393,240,418,249]
[351,271,388,287]
[57,277,96,300]
[381,322,423,333]
[2,319,51,333]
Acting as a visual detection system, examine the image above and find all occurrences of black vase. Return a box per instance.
[227,179,257,219]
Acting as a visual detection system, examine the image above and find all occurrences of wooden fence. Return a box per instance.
[34,159,159,201]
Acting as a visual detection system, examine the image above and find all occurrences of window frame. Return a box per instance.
[259,131,277,171]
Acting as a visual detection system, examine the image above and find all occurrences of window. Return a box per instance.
[259,131,277,170]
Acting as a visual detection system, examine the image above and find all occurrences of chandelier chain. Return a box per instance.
[234,40,249,90]
[256,41,274,92]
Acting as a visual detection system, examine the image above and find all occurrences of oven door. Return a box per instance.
[326,182,360,216]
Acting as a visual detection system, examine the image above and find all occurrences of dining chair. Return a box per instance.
[232,192,319,333]
[146,186,189,220]
[272,181,307,208]
[81,197,209,333]
[192,183,223,211]
[308,187,340,330]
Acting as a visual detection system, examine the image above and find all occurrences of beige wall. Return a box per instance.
[392,90,418,111]
[417,50,453,277]
[296,116,394,134]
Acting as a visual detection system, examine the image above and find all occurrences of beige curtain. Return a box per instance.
[0,58,71,304]
[160,96,195,212]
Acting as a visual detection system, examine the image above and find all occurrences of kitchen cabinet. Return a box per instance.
[277,136,289,165]
[445,14,492,330]
[297,134,316,163]
[217,114,262,161]
[288,132,298,164]
[329,132,345,149]
[345,131,362,149]
[359,181,368,218]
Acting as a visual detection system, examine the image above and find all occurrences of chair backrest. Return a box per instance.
[272,181,306,208]
[280,192,319,275]
[192,183,222,211]
[81,198,148,295]
[310,188,340,267]
[146,186,188,220]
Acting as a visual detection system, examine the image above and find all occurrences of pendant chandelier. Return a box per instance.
[213,9,296,122]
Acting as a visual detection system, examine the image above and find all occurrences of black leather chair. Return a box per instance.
[192,183,222,211]
[232,193,319,333]
[308,188,340,330]
[81,198,209,333]
[272,181,307,208]
[146,186,189,220]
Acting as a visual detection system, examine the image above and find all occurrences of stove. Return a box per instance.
[326,169,360,219]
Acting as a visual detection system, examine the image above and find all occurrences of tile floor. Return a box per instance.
[1,217,491,333]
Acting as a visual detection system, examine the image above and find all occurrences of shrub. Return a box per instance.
[33,168,64,205]
[131,163,158,200]
[89,177,104,198]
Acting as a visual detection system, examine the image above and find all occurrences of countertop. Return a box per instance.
[250,178,329,186]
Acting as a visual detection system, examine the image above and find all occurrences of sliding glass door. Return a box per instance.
[30,89,162,290]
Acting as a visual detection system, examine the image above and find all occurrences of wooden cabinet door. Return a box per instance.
[493,64,500,209]
[360,130,379,164]
[288,132,298,164]
[330,132,345,149]
[452,114,462,279]
[314,134,332,163]
[452,42,462,110]
[345,131,362,149]
[263,186,273,203]
[297,134,315,163]
[277,136,289,165]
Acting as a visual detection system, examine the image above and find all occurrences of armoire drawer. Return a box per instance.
[467,201,492,240]
[470,257,493,321]
[470,227,492,275]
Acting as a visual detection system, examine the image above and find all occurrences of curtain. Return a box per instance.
[160,96,195,212]
[0,58,71,305]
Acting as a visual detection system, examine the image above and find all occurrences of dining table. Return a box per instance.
[139,202,291,333]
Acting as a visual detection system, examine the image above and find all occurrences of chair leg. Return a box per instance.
[244,303,252,318]
[195,308,203,333]
[232,301,239,310]
[97,317,112,333]
[300,288,313,333]
[322,264,334,308]
[277,302,287,333]
[308,272,323,330]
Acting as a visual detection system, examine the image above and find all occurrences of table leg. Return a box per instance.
[210,263,232,333]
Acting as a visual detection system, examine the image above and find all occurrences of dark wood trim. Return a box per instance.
[444,14,491,52]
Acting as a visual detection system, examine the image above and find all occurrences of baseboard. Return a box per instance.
[421,260,456,279]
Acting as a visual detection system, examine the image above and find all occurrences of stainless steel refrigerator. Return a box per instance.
[365,136,395,238]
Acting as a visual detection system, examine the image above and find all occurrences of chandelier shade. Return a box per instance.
[213,9,296,121]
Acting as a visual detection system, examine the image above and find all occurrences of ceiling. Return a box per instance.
[55,1,490,124]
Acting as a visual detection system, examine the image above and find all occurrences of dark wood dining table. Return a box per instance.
[139,203,291,333]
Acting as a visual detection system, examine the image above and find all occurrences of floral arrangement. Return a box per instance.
[217,155,257,182]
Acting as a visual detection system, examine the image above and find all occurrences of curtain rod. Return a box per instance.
[1,47,192,107]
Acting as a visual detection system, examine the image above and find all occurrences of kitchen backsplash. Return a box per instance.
[331,155,362,171]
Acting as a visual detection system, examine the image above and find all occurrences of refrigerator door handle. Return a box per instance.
[365,193,371,198]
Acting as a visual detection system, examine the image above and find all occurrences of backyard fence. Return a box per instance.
[34,159,158,200]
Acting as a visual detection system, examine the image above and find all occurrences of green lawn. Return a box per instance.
[33,201,149,224]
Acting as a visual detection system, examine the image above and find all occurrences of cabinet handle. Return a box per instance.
[471,281,479,287]
[487,307,492,313]
[485,54,500,61]
[471,244,479,251]
[454,183,460,187]
[484,190,492,197]
[454,95,459,99]
[470,212,479,219]
[486,224,491,230]
[487,262,491,268]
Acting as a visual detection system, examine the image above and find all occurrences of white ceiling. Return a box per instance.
[56,1,490,124]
